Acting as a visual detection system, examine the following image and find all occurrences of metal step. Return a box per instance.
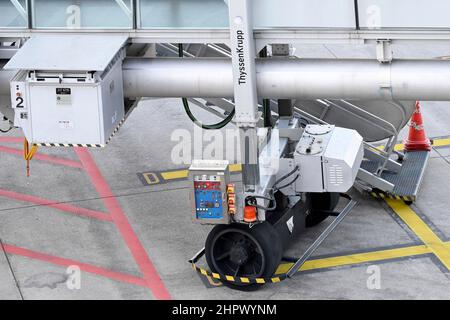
[361,151,430,202]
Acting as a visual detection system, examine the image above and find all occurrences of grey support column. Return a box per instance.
[228,0,260,192]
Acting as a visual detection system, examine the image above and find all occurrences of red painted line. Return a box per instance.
[0,145,83,168]
[75,148,171,300]
[0,189,112,222]
[0,137,23,143]
[3,243,148,288]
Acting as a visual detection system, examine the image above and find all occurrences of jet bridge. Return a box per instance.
[1,0,449,290]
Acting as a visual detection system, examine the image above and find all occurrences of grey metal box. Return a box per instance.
[294,125,364,193]
[6,35,127,147]
[10,60,124,147]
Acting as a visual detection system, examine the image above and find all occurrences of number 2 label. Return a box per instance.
[16,96,24,108]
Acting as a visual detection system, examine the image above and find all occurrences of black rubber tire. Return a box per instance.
[305,193,340,228]
[205,222,283,291]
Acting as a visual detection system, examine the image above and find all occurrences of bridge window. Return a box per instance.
[138,0,229,29]
[31,0,133,29]
[0,0,28,28]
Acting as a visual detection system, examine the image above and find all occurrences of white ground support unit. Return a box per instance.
[5,35,128,147]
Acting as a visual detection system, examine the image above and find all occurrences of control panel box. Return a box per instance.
[189,160,231,225]
[294,125,363,193]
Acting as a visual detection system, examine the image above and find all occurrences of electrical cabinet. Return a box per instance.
[5,35,128,147]
[189,160,231,225]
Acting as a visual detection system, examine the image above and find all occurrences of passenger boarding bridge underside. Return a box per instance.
[1,0,450,290]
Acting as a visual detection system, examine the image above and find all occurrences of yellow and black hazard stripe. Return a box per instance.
[191,263,287,285]
[189,248,289,285]
[370,191,415,203]
[105,117,126,145]
[34,142,105,148]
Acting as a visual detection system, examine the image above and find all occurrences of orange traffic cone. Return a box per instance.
[403,101,431,152]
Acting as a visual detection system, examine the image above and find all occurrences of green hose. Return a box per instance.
[178,44,235,130]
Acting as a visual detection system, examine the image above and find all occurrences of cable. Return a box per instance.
[274,174,300,191]
[245,166,300,211]
[252,194,275,202]
[247,195,277,211]
[246,193,277,211]
[273,165,299,190]
[181,98,235,130]
[178,44,235,130]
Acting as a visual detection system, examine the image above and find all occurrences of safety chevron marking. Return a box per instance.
[191,263,287,285]
[34,143,105,148]
[106,117,126,144]
[370,192,415,203]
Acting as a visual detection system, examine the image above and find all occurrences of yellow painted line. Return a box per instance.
[376,142,406,152]
[161,170,189,180]
[376,137,450,152]
[275,244,430,275]
[273,200,450,276]
[432,138,450,148]
[386,199,450,271]
[394,143,405,152]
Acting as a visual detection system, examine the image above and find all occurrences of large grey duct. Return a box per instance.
[1,57,440,141]
[3,58,450,101]
[123,58,450,101]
